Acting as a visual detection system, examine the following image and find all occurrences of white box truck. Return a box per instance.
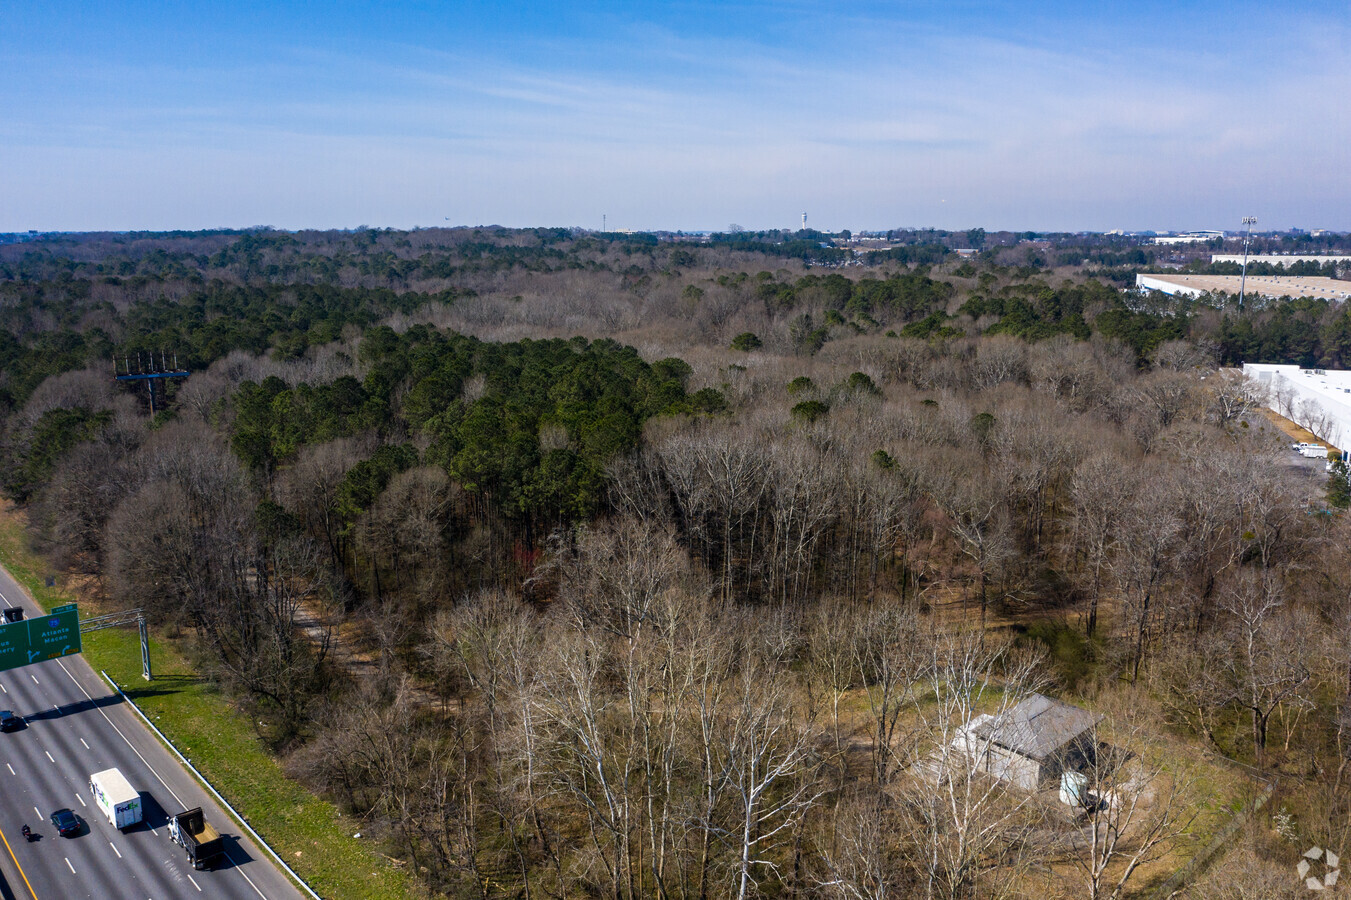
[90,768,142,830]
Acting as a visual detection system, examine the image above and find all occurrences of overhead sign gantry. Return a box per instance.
[0,603,81,671]
[0,603,152,680]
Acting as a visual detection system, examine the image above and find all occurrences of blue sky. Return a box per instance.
[3,1,1348,232]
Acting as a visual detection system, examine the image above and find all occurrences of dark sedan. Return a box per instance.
[49,808,79,837]
[0,710,21,732]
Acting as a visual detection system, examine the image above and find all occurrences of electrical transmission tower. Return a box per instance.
[113,351,190,416]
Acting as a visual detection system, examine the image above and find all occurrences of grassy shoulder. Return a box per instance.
[0,508,415,900]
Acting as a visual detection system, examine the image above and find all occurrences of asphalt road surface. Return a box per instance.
[0,563,307,900]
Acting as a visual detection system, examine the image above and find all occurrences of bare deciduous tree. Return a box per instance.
[1067,690,1197,900]
[899,633,1048,900]
[1110,480,1181,682]
[1134,369,1198,427]
[277,437,365,565]
[808,599,860,759]
[1067,454,1133,637]
[853,603,923,785]
[817,792,907,900]
[719,657,821,900]
[1207,369,1266,428]
[1220,576,1313,766]
[931,463,1015,635]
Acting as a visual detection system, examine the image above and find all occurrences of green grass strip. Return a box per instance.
[0,516,415,900]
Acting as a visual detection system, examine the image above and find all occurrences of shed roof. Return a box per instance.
[968,694,1102,761]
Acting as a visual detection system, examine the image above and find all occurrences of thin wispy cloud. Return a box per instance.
[2,1,1347,231]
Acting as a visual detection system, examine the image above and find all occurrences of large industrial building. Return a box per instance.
[1211,254,1351,267]
[1136,273,1351,302]
[1150,232,1224,245]
[1244,363,1351,450]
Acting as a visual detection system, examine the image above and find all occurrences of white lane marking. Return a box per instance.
[236,863,267,899]
[5,763,13,775]
[187,873,201,891]
[54,659,185,807]
[30,675,39,685]
[109,841,122,859]
[80,738,89,749]
[44,751,54,763]
[65,857,75,873]
[1,683,7,693]
[33,806,40,817]
[55,660,273,900]
[76,793,86,807]
[150,827,158,836]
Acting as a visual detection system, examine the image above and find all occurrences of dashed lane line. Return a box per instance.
[51,661,183,808]
[64,858,74,874]
[0,577,283,900]
[54,659,275,900]
[110,842,122,859]
[43,751,53,764]
[6,763,13,775]
[80,739,89,749]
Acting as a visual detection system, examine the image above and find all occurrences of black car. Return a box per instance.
[49,809,79,838]
[0,711,21,732]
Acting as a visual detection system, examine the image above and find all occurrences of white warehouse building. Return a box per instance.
[1243,363,1351,450]
[1212,254,1351,267]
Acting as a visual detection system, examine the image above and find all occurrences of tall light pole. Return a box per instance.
[1238,216,1257,311]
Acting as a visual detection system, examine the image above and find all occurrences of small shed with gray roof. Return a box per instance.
[956,694,1102,792]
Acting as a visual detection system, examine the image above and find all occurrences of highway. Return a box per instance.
[0,563,307,900]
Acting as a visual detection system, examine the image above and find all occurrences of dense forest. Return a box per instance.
[2,226,1350,899]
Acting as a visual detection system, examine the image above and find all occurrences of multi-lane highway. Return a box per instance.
[0,563,307,900]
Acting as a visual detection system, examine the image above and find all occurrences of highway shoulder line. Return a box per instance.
[0,823,39,900]
[53,659,184,808]
[57,661,275,899]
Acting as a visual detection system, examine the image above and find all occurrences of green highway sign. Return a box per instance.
[0,605,81,673]
[0,624,24,672]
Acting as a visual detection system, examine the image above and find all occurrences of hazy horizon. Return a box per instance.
[5,1,1349,234]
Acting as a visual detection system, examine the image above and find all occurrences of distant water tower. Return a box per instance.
[801,212,807,230]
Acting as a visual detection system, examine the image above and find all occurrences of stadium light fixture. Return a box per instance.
[1239,216,1257,311]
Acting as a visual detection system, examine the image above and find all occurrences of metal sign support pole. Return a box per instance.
[139,615,152,681]
[78,608,152,681]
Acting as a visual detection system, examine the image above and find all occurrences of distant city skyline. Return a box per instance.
[3,1,1349,233]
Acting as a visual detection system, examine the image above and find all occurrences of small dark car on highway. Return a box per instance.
[0,710,21,732]
[49,809,79,837]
